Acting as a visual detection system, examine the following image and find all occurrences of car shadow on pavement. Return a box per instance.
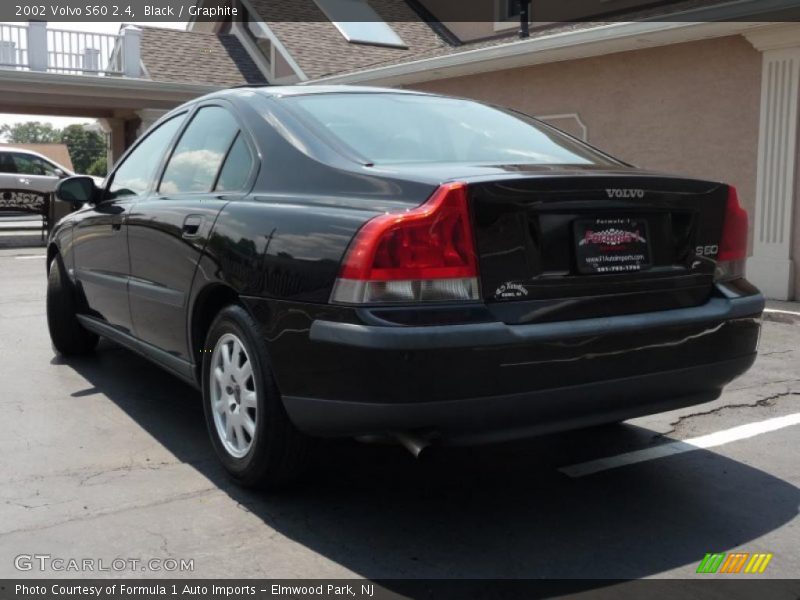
[61,340,799,584]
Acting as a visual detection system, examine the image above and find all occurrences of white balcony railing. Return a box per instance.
[0,23,28,70]
[47,28,124,75]
[0,21,141,78]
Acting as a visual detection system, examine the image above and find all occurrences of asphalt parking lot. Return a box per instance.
[0,244,798,581]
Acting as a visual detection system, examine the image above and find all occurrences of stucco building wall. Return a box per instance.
[794,142,800,299]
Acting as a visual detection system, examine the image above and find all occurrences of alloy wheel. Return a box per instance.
[210,333,258,458]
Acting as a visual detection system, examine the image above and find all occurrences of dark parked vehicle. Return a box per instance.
[47,86,764,487]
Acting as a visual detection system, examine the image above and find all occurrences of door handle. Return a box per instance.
[182,215,204,238]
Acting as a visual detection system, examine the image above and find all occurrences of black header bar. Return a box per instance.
[2,0,800,23]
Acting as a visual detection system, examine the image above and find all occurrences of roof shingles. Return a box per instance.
[248,0,450,79]
[139,26,267,86]
[299,0,750,79]
[139,0,741,86]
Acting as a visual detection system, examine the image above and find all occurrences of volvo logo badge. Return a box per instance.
[606,189,645,199]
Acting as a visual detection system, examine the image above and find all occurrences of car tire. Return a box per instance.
[202,304,309,489]
[46,254,99,356]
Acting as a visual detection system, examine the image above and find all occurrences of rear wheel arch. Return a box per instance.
[190,284,242,380]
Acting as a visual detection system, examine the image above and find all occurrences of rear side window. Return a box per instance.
[108,114,185,199]
[283,93,618,166]
[215,133,253,192]
[160,106,240,194]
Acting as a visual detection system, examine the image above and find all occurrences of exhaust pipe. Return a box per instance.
[393,432,430,458]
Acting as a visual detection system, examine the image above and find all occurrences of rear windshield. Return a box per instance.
[282,93,618,166]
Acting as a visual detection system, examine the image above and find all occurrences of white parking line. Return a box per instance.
[13,255,46,260]
[764,308,800,317]
[559,412,800,478]
[0,230,41,237]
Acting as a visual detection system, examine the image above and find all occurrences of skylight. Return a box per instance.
[313,0,408,48]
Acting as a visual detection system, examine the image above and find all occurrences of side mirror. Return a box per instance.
[56,176,97,209]
[54,168,68,179]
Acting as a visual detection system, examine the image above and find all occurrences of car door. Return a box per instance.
[72,114,186,333]
[127,103,257,362]
[0,153,21,208]
[0,153,51,215]
[11,152,63,195]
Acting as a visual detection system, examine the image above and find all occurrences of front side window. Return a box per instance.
[160,106,240,194]
[283,93,618,167]
[108,114,185,199]
[13,154,60,177]
[0,153,18,173]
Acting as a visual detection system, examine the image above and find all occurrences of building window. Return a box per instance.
[313,0,407,48]
[246,19,273,67]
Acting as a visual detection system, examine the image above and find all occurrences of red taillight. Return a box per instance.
[718,186,748,263]
[332,182,480,304]
[714,186,748,281]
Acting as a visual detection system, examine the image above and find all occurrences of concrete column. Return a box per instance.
[745,25,800,300]
[27,21,48,72]
[98,118,127,170]
[121,25,142,78]
[82,48,100,74]
[0,41,18,66]
[135,109,168,137]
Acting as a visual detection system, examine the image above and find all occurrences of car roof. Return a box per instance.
[158,84,448,125]
[203,84,436,103]
[263,85,432,97]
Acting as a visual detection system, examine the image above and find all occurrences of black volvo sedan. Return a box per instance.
[47,86,764,487]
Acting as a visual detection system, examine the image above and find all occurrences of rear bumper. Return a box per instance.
[257,292,764,442]
[283,355,755,444]
[308,295,764,350]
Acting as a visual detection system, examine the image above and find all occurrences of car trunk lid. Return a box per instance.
[466,171,728,324]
